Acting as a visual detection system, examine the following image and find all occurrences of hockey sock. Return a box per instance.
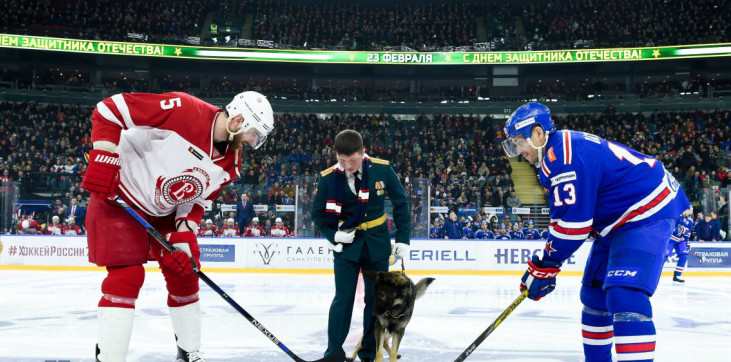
[607,287,655,362]
[170,301,202,353]
[582,306,614,362]
[675,254,688,277]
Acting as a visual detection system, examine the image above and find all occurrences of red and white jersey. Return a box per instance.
[198,226,218,237]
[17,220,41,234]
[91,92,241,224]
[244,225,264,237]
[63,225,84,235]
[46,223,63,235]
[219,225,240,237]
[269,225,290,237]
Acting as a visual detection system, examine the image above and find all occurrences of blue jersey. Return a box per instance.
[495,234,511,240]
[509,230,524,239]
[429,226,443,239]
[539,130,690,263]
[670,217,692,243]
[462,227,475,239]
[475,230,495,239]
[541,230,549,239]
[522,228,541,240]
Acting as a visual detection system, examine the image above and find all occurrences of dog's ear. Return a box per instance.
[414,277,435,299]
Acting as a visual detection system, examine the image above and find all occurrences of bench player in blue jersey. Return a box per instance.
[667,209,693,283]
[502,102,690,362]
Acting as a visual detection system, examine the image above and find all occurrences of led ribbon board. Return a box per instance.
[1,34,730,65]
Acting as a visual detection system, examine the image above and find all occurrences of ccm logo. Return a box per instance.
[607,270,638,277]
[528,266,559,278]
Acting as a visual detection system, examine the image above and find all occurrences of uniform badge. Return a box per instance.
[375,181,385,195]
[544,241,557,256]
[547,147,557,162]
[212,149,221,158]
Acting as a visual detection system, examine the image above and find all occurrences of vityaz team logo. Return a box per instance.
[155,169,210,209]
[254,243,280,265]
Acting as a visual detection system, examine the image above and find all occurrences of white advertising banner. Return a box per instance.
[1,236,729,273]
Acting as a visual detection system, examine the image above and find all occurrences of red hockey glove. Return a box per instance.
[162,231,201,277]
[520,255,562,301]
[81,149,121,198]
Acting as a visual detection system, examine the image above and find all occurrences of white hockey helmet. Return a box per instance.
[52,215,60,221]
[227,218,235,224]
[205,219,213,224]
[226,91,274,149]
[21,220,30,229]
[275,217,282,223]
[252,217,259,223]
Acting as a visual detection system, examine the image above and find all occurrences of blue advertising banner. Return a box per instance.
[200,244,235,262]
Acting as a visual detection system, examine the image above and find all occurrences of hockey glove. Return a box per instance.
[82,149,121,198]
[162,231,201,277]
[520,255,562,301]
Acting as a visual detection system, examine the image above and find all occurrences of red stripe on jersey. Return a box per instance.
[563,132,571,164]
[582,330,614,339]
[612,188,671,231]
[542,160,551,176]
[616,342,655,353]
[550,222,593,235]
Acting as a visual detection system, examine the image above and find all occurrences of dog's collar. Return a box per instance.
[385,311,408,319]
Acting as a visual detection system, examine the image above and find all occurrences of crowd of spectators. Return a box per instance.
[251,1,479,50]
[522,0,730,50]
[3,0,729,50]
[0,0,212,43]
[2,98,730,237]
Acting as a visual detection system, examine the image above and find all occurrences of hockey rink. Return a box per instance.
[0,270,729,362]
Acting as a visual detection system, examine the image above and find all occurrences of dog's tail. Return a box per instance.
[414,277,435,299]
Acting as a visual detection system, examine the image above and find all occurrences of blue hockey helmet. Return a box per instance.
[502,102,556,157]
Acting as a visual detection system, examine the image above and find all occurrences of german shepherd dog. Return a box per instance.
[347,271,435,362]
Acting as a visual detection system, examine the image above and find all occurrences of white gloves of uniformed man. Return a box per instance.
[393,242,410,258]
[335,229,355,244]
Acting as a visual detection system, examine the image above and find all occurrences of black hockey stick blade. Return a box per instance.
[453,290,529,362]
[114,197,344,362]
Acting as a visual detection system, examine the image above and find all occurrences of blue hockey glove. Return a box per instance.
[520,255,562,301]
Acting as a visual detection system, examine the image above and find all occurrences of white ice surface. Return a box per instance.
[0,270,729,361]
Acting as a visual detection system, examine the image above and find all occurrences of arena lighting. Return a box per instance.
[1,34,730,65]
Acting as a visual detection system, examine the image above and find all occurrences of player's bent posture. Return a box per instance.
[82,91,273,362]
[502,102,690,362]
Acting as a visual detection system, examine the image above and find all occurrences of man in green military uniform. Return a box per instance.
[312,130,411,362]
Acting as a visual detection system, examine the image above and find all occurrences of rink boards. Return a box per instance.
[1,235,729,275]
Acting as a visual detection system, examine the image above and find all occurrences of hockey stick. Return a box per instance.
[453,289,529,362]
[114,197,345,362]
[688,249,704,261]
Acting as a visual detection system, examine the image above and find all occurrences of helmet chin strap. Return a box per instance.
[226,116,244,141]
[527,135,549,168]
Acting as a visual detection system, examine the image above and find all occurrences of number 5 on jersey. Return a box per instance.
[553,183,576,207]
[160,97,182,110]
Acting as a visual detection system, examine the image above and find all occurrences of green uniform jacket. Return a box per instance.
[311,158,410,262]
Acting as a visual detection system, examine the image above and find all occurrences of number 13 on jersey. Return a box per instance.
[553,183,576,207]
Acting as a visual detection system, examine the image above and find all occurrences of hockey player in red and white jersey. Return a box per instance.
[81,90,274,362]
[45,215,64,235]
[62,216,84,235]
[244,216,265,237]
[219,218,240,237]
[17,218,42,234]
[269,217,290,237]
[197,219,218,237]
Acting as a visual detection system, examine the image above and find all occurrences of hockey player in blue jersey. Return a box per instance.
[462,220,475,239]
[509,223,525,239]
[541,229,549,239]
[502,102,690,362]
[429,218,443,239]
[522,220,541,240]
[475,221,495,239]
[666,209,693,283]
[495,224,511,240]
